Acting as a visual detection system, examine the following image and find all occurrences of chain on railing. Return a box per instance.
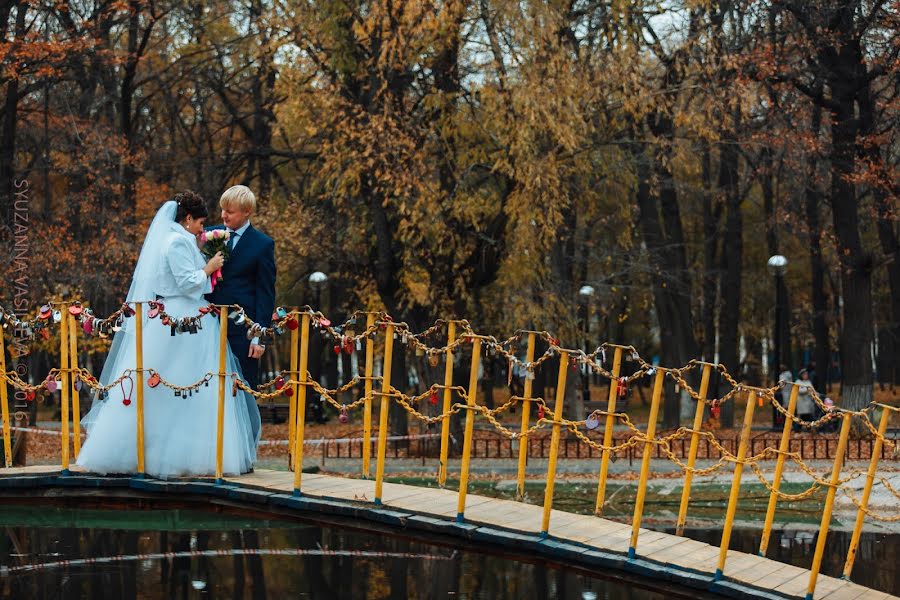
[1,300,898,598]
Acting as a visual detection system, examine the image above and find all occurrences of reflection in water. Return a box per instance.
[0,506,677,600]
[675,526,898,596]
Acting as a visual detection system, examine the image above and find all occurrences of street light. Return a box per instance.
[767,255,788,429]
[578,285,597,404]
[309,271,328,310]
[308,271,329,423]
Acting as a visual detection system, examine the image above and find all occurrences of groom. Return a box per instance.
[206,185,276,441]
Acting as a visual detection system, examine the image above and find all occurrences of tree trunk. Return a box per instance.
[701,143,720,363]
[0,3,25,204]
[829,89,874,414]
[717,104,742,429]
[633,138,700,427]
[804,101,830,394]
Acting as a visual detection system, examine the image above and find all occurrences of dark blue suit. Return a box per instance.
[205,223,276,440]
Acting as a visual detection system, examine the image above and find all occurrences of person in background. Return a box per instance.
[819,397,839,433]
[777,364,793,408]
[793,368,815,431]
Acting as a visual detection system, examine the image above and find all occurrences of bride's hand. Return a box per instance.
[204,252,225,275]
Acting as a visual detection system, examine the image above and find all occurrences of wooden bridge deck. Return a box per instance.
[0,465,895,600]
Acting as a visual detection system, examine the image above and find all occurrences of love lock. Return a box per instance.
[339,409,349,424]
[585,415,600,430]
[46,378,58,393]
[610,452,618,463]
[147,373,161,388]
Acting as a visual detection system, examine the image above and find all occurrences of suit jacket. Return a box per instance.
[205,223,276,328]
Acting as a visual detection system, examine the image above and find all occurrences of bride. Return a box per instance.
[77,192,261,478]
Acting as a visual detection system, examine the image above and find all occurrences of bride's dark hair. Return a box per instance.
[173,191,208,222]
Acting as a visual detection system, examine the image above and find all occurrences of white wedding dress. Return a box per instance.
[77,201,260,478]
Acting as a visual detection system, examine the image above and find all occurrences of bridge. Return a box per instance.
[1,302,899,599]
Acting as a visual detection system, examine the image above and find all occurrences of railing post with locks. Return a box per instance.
[68,311,81,459]
[374,323,395,505]
[595,346,622,514]
[0,326,11,467]
[806,412,852,600]
[759,384,799,556]
[292,313,311,494]
[215,306,228,483]
[456,337,482,522]
[438,321,457,486]
[516,332,537,499]
[58,305,71,472]
[843,404,894,579]
[288,310,299,469]
[362,312,377,478]
[675,362,713,535]
[629,367,665,558]
[134,302,146,477]
[716,390,758,580]
[540,350,568,536]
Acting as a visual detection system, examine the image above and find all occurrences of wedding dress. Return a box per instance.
[77,201,260,478]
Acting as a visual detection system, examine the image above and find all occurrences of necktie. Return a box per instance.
[227,230,237,251]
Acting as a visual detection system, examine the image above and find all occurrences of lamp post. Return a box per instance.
[579,285,596,404]
[309,271,328,311]
[767,255,788,428]
[308,271,329,423]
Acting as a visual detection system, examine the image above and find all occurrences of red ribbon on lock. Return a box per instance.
[617,377,627,398]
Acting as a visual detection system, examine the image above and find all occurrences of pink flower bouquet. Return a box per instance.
[199,229,231,290]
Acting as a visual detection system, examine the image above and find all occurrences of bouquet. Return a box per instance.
[199,229,230,290]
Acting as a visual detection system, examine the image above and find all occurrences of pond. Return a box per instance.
[0,501,708,600]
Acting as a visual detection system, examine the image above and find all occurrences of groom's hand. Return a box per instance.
[248,343,266,359]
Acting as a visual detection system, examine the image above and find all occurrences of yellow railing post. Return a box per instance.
[806,412,852,600]
[438,321,457,486]
[759,384,799,556]
[455,337,482,522]
[715,390,758,580]
[288,311,299,470]
[68,312,81,459]
[292,313,311,494]
[362,312,377,478]
[134,302,146,477]
[628,368,665,558]
[540,350,569,536]
[516,332,537,499]
[595,346,622,514]
[0,327,11,468]
[675,363,713,535]
[843,405,893,579]
[374,323,395,505]
[59,304,71,472]
[215,306,228,483]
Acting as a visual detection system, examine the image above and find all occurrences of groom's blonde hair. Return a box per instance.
[220,185,256,212]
